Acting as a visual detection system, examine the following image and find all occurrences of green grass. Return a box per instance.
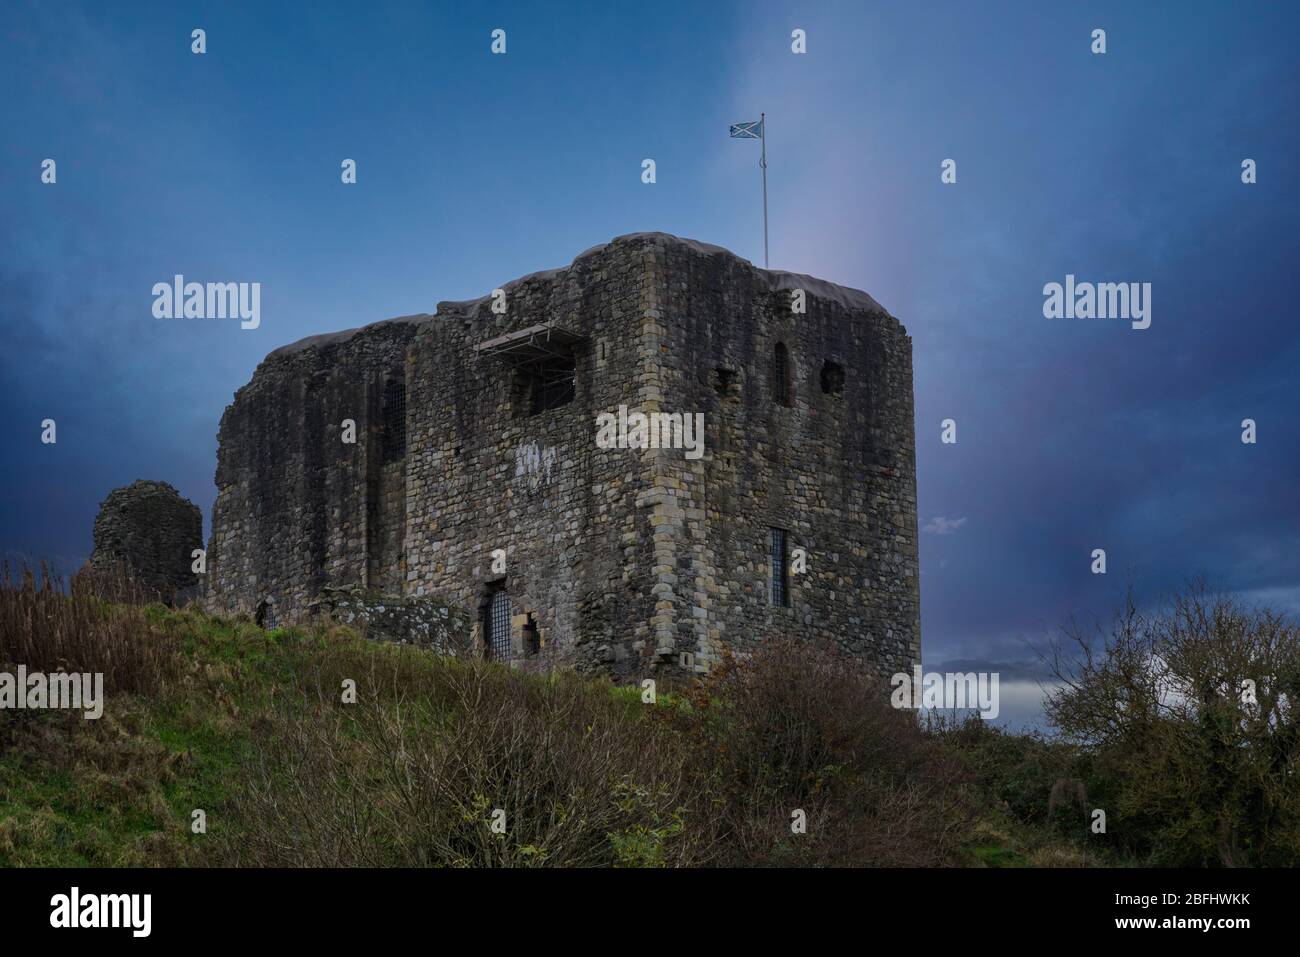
[966,844,1028,868]
[0,602,1108,868]
[608,684,685,710]
[0,605,302,866]
[0,606,689,866]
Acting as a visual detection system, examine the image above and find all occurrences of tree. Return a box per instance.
[1046,583,1300,866]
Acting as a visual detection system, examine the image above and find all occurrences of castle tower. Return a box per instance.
[207,233,919,677]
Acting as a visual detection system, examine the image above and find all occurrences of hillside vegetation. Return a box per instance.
[1,567,1295,867]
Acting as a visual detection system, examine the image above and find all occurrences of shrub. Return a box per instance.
[684,638,975,866]
[226,636,718,866]
[929,715,1081,834]
[1046,583,1300,866]
[226,635,976,867]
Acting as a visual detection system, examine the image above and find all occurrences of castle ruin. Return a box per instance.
[89,480,202,601]
[206,233,919,678]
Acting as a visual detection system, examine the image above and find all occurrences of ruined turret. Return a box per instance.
[89,480,202,601]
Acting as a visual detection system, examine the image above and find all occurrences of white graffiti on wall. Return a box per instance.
[514,442,560,490]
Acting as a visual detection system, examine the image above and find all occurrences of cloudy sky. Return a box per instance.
[2,1,1297,729]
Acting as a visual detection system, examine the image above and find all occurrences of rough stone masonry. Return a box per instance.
[206,233,919,678]
[89,480,202,600]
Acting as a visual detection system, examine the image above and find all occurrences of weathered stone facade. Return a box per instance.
[305,586,471,652]
[207,233,919,679]
[206,318,421,629]
[90,480,202,600]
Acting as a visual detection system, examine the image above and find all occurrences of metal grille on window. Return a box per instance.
[770,527,788,607]
[382,377,406,461]
[773,343,792,407]
[486,589,512,661]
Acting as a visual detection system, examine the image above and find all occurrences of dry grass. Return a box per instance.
[0,566,1071,868]
[227,636,719,866]
[225,636,978,867]
[0,562,181,698]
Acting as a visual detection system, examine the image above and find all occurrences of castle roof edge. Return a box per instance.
[262,233,896,361]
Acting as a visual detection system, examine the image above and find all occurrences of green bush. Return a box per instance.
[1046,585,1300,866]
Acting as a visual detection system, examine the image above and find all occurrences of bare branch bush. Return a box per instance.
[1044,582,1300,866]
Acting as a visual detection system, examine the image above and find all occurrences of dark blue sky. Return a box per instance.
[3,1,1297,727]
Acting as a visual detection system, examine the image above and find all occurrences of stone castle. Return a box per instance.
[203,233,920,678]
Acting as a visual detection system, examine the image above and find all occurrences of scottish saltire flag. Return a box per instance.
[729,120,762,139]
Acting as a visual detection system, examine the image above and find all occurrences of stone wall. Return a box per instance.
[206,318,425,625]
[403,234,917,678]
[89,480,202,600]
[305,586,471,653]
[404,239,655,672]
[206,233,919,680]
[648,239,919,676]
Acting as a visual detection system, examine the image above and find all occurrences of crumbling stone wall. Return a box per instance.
[206,318,424,624]
[206,233,919,680]
[305,586,471,653]
[90,480,202,599]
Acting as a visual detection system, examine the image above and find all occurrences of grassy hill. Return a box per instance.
[12,571,1286,867]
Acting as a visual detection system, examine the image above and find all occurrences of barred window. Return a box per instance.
[382,377,406,461]
[770,527,789,607]
[485,587,512,661]
[772,343,793,407]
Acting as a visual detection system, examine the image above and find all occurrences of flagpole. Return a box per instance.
[760,112,769,269]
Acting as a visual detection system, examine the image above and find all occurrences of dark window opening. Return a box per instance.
[382,377,406,461]
[516,354,576,416]
[712,366,737,398]
[772,343,793,407]
[523,614,540,656]
[821,361,845,395]
[770,527,789,607]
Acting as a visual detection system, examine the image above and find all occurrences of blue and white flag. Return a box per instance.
[729,120,762,139]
